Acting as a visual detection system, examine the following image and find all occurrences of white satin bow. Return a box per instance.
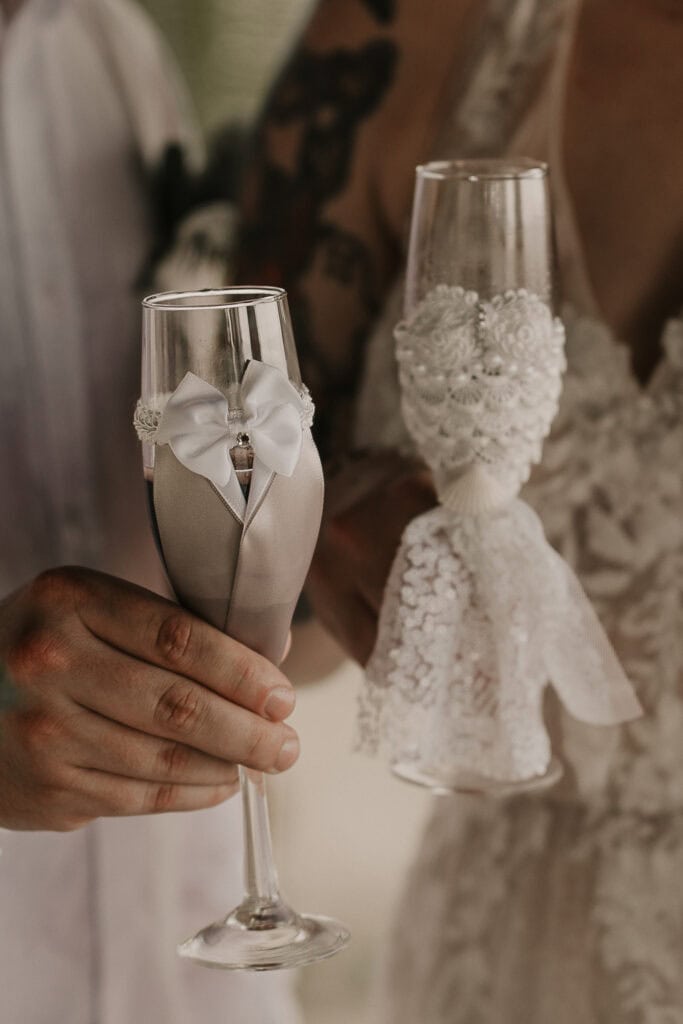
[156,362,305,488]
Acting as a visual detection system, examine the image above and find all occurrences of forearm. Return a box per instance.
[235,0,480,460]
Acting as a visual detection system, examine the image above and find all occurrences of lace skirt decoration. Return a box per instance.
[357,286,642,786]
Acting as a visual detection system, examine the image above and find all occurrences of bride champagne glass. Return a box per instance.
[398,158,562,794]
[137,286,350,969]
[361,159,640,794]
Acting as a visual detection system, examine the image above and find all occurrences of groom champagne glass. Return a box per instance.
[136,286,350,970]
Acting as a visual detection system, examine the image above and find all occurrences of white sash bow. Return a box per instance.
[155,362,305,489]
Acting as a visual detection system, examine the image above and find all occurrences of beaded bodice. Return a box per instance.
[395,286,565,506]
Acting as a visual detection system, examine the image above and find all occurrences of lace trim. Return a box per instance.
[133,381,315,444]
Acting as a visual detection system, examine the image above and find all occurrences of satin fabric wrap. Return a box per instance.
[153,429,323,662]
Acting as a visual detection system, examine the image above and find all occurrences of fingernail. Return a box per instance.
[264,686,296,721]
[274,735,300,772]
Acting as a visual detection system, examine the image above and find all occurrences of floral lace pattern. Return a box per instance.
[359,506,553,782]
[384,797,683,1024]
[523,312,683,813]
[395,286,565,501]
[353,0,683,1014]
[359,289,640,784]
[361,493,641,783]
[376,311,683,1023]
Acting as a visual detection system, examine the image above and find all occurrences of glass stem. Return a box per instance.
[239,766,281,903]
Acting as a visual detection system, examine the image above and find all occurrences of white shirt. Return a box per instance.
[0,2,300,1021]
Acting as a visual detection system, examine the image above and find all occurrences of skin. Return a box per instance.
[0,568,299,831]
[237,0,683,664]
[306,452,436,665]
[564,0,683,381]
[0,0,24,20]
[237,0,482,662]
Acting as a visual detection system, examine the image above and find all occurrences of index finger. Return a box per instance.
[73,570,296,722]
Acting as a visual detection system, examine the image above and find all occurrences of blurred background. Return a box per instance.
[140,0,312,131]
[136,2,432,1022]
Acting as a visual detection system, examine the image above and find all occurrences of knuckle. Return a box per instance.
[155,612,194,667]
[8,624,71,680]
[244,721,274,768]
[28,566,85,608]
[157,740,192,779]
[148,782,180,814]
[154,682,207,736]
[96,786,132,817]
[39,757,72,791]
[228,652,259,703]
[16,708,65,760]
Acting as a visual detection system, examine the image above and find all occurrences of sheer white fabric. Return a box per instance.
[0,3,299,1022]
[360,286,639,783]
[353,0,683,1020]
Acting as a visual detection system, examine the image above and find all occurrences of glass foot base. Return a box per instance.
[178,900,350,971]
[392,756,564,797]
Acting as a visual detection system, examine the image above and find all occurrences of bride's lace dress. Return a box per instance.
[353,2,683,1020]
[380,310,683,1024]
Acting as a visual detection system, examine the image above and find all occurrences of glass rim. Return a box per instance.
[416,158,548,182]
[142,286,287,312]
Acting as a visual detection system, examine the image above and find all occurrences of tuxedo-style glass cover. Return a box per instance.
[141,287,350,970]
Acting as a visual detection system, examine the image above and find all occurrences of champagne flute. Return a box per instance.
[390,159,564,795]
[404,158,553,311]
[139,286,350,969]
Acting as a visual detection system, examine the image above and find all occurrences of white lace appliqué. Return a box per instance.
[396,286,565,506]
[359,287,642,784]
